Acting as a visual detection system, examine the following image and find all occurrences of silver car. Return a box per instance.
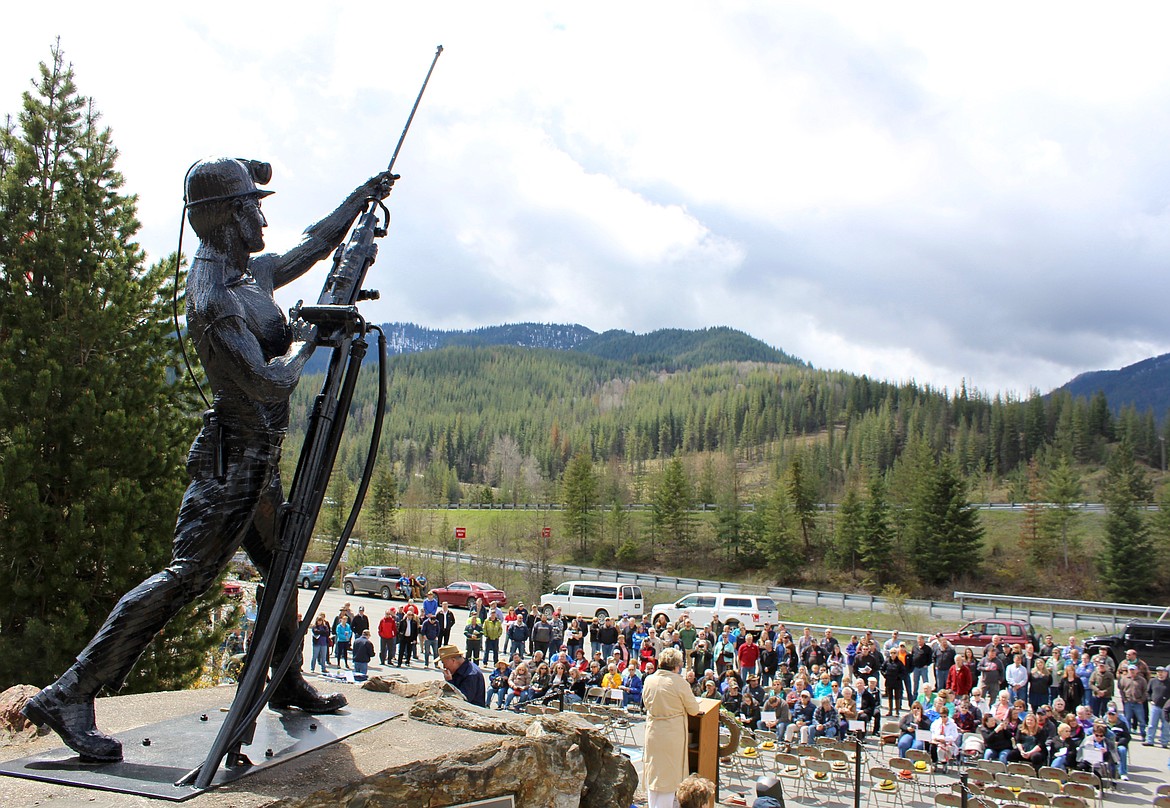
[342,565,404,599]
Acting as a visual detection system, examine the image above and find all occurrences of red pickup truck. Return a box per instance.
[937,618,1041,650]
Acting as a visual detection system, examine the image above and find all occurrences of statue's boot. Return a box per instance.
[22,668,122,762]
[269,672,347,713]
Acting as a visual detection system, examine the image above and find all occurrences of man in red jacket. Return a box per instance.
[737,632,761,678]
[378,608,398,666]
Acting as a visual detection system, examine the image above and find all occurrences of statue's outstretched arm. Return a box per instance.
[268,172,396,290]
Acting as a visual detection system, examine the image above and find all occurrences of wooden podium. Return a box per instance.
[687,697,722,787]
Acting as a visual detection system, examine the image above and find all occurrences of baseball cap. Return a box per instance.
[1107,704,1118,714]
[1158,666,1167,672]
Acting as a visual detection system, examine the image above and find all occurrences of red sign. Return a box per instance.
[455,527,466,539]
[541,527,551,539]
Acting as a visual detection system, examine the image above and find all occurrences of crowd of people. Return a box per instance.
[303,593,1165,784]
[446,604,1166,783]
[309,594,462,676]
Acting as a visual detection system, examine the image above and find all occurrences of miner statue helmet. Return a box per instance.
[185,157,274,209]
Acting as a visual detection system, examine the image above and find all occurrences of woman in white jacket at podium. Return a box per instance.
[643,647,704,808]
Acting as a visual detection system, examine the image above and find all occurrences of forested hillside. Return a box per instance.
[288,335,1170,602]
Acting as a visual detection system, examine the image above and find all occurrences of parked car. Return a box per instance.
[221,580,244,598]
[936,618,1040,651]
[650,592,779,632]
[299,562,331,590]
[540,581,644,619]
[343,565,404,599]
[430,581,507,610]
[1084,621,1170,668]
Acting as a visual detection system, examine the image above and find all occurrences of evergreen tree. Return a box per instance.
[562,452,599,558]
[784,455,819,554]
[907,457,983,585]
[858,476,894,585]
[834,482,864,571]
[0,45,223,691]
[651,457,694,562]
[760,476,798,572]
[1040,455,1082,569]
[1020,459,1054,565]
[366,465,398,562]
[1100,440,1155,602]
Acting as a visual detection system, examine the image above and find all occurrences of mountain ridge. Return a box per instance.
[1051,352,1170,418]
[305,322,801,374]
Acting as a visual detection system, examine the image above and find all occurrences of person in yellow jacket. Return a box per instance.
[483,613,503,666]
[643,647,703,808]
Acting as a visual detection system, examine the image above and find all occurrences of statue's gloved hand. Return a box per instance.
[362,170,399,200]
[290,317,319,346]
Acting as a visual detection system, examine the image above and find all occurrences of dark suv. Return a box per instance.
[1084,621,1170,668]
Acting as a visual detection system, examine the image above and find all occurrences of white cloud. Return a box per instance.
[7,1,1170,396]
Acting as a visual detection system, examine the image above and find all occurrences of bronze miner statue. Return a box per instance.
[23,158,395,762]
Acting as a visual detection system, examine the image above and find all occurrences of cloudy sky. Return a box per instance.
[5,2,1170,396]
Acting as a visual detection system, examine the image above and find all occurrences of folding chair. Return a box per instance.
[603,687,624,709]
[981,784,1016,806]
[1017,791,1051,807]
[1028,778,1061,796]
[1154,797,1170,808]
[585,685,605,704]
[1072,771,1108,806]
[604,706,636,746]
[878,721,902,759]
[981,759,1007,774]
[1049,797,1087,808]
[1036,766,1066,784]
[906,748,938,788]
[867,765,905,808]
[966,767,995,789]
[774,752,806,800]
[1061,782,1099,808]
[1157,785,1170,798]
[1007,762,1037,778]
[995,772,1028,793]
[935,793,962,808]
[804,757,839,802]
[823,747,851,777]
[887,757,923,802]
[734,735,767,780]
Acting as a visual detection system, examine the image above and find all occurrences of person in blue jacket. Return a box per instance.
[440,644,485,707]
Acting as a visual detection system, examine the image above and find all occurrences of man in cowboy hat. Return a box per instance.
[439,644,486,707]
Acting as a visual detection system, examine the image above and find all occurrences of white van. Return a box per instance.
[649,592,778,631]
[540,581,644,619]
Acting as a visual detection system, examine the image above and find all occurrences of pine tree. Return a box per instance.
[834,482,864,571]
[1100,440,1155,602]
[1040,455,1082,569]
[0,44,225,691]
[366,465,398,563]
[1020,459,1054,565]
[907,457,984,585]
[650,457,694,562]
[784,455,819,554]
[562,452,599,558]
[858,476,894,584]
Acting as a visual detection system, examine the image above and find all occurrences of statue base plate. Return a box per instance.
[0,705,399,801]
